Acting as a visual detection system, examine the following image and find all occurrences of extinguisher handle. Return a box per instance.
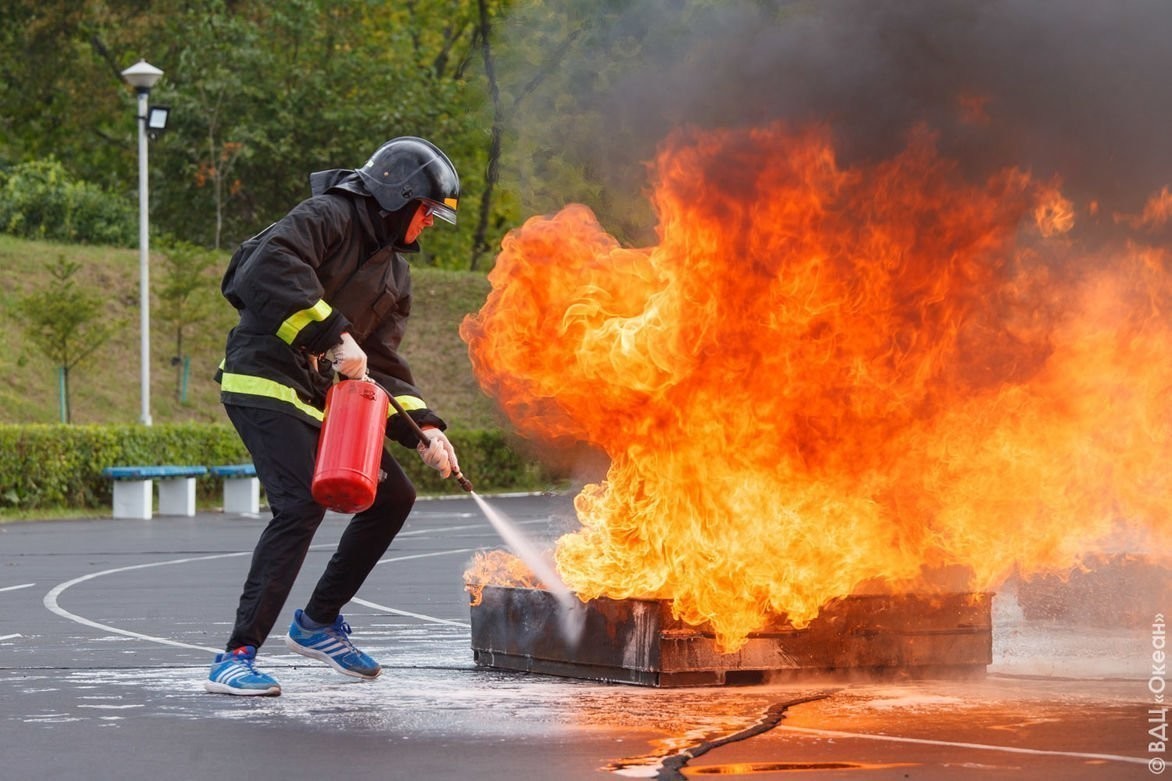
[364,375,475,493]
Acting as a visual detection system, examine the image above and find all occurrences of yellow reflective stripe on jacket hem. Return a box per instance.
[220,372,324,421]
[276,299,333,345]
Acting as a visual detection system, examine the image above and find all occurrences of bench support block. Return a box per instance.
[112,480,152,520]
[223,477,260,514]
[158,477,197,517]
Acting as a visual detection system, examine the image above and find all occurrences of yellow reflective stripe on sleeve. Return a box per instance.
[276,299,333,345]
[220,372,324,421]
[388,395,426,419]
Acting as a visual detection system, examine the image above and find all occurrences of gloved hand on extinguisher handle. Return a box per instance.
[417,426,459,479]
[326,332,367,379]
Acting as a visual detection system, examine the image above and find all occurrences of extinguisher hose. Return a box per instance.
[364,375,475,493]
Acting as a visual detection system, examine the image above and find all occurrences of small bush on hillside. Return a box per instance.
[0,158,136,246]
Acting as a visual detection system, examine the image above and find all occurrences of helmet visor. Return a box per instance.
[421,197,458,226]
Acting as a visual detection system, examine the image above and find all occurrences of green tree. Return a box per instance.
[0,2,134,185]
[156,1,291,249]
[0,0,555,268]
[16,254,119,423]
[468,0,583,269]
[0,158,136,245]
[145,0,500,264]
[155,240,222,402]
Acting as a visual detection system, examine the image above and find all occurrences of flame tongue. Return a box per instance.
[460,122,1172,651]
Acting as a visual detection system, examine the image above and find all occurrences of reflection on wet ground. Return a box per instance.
[0,497,1162,780]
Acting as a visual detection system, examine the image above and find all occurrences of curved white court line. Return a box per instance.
[778,724,1147,766]
[42,523,501,653]
[43,551,252,653]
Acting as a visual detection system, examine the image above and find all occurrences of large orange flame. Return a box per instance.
[460,122,1172,651]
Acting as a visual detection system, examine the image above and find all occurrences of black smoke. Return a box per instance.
[503,0,1172,229]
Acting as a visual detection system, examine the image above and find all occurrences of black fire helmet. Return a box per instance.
[357,136,460,225]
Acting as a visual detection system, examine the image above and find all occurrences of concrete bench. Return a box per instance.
[210,464,260,514]
[102,465,209,520]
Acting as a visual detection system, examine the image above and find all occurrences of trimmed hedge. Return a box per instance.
[0,423,552,514]
[398,427,553,496]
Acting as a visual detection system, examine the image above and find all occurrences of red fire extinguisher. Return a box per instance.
[311,379,389,513]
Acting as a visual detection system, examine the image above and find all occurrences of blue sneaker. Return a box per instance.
[285,609,382,680]
[204,645,281,696]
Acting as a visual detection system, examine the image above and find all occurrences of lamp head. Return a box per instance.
[121,60,164,92]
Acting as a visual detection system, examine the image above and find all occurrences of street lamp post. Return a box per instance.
[121,60,163,426]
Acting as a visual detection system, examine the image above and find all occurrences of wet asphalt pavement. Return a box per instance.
[0,493,1161,780]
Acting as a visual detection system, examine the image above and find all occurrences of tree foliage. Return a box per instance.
[154,240,222,401]
[16,254,120,423]
[0,0,511,267]
[0,0,742,268]
[0,159,136,245]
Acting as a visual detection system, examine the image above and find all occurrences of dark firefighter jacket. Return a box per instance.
[216,168,445,447]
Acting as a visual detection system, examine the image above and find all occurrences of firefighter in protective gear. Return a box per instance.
[205,137,460,697]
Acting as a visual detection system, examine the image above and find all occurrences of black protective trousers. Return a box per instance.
[223,404,416,651]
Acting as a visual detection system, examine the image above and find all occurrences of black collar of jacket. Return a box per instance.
[309,168,420,254]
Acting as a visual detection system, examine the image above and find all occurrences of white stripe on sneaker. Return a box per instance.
[310,639,349,655]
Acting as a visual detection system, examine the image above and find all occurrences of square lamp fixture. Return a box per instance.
[147,105,170,134]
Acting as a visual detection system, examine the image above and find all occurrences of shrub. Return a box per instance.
[0,423,250,509]
[0,158,136,246]
[0,423,554,514]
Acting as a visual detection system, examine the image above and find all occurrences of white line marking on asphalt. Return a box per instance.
[398,518,548,537]
[0,583,36,593]
[356,547,478,627]
[43,553,253,654]
[375,548,477,565]
[42,530,489,651]
[400,523,483,536]
[351,599,472,628]
[778,725,1148,766]
[0,633,22,641]
[360,546,480,628]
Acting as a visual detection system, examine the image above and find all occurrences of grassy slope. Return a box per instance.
[0,234,502,430]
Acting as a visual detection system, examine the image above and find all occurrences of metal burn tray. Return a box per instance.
[470,585,992,687]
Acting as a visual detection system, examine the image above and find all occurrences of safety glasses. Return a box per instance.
[420,198,458,225]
